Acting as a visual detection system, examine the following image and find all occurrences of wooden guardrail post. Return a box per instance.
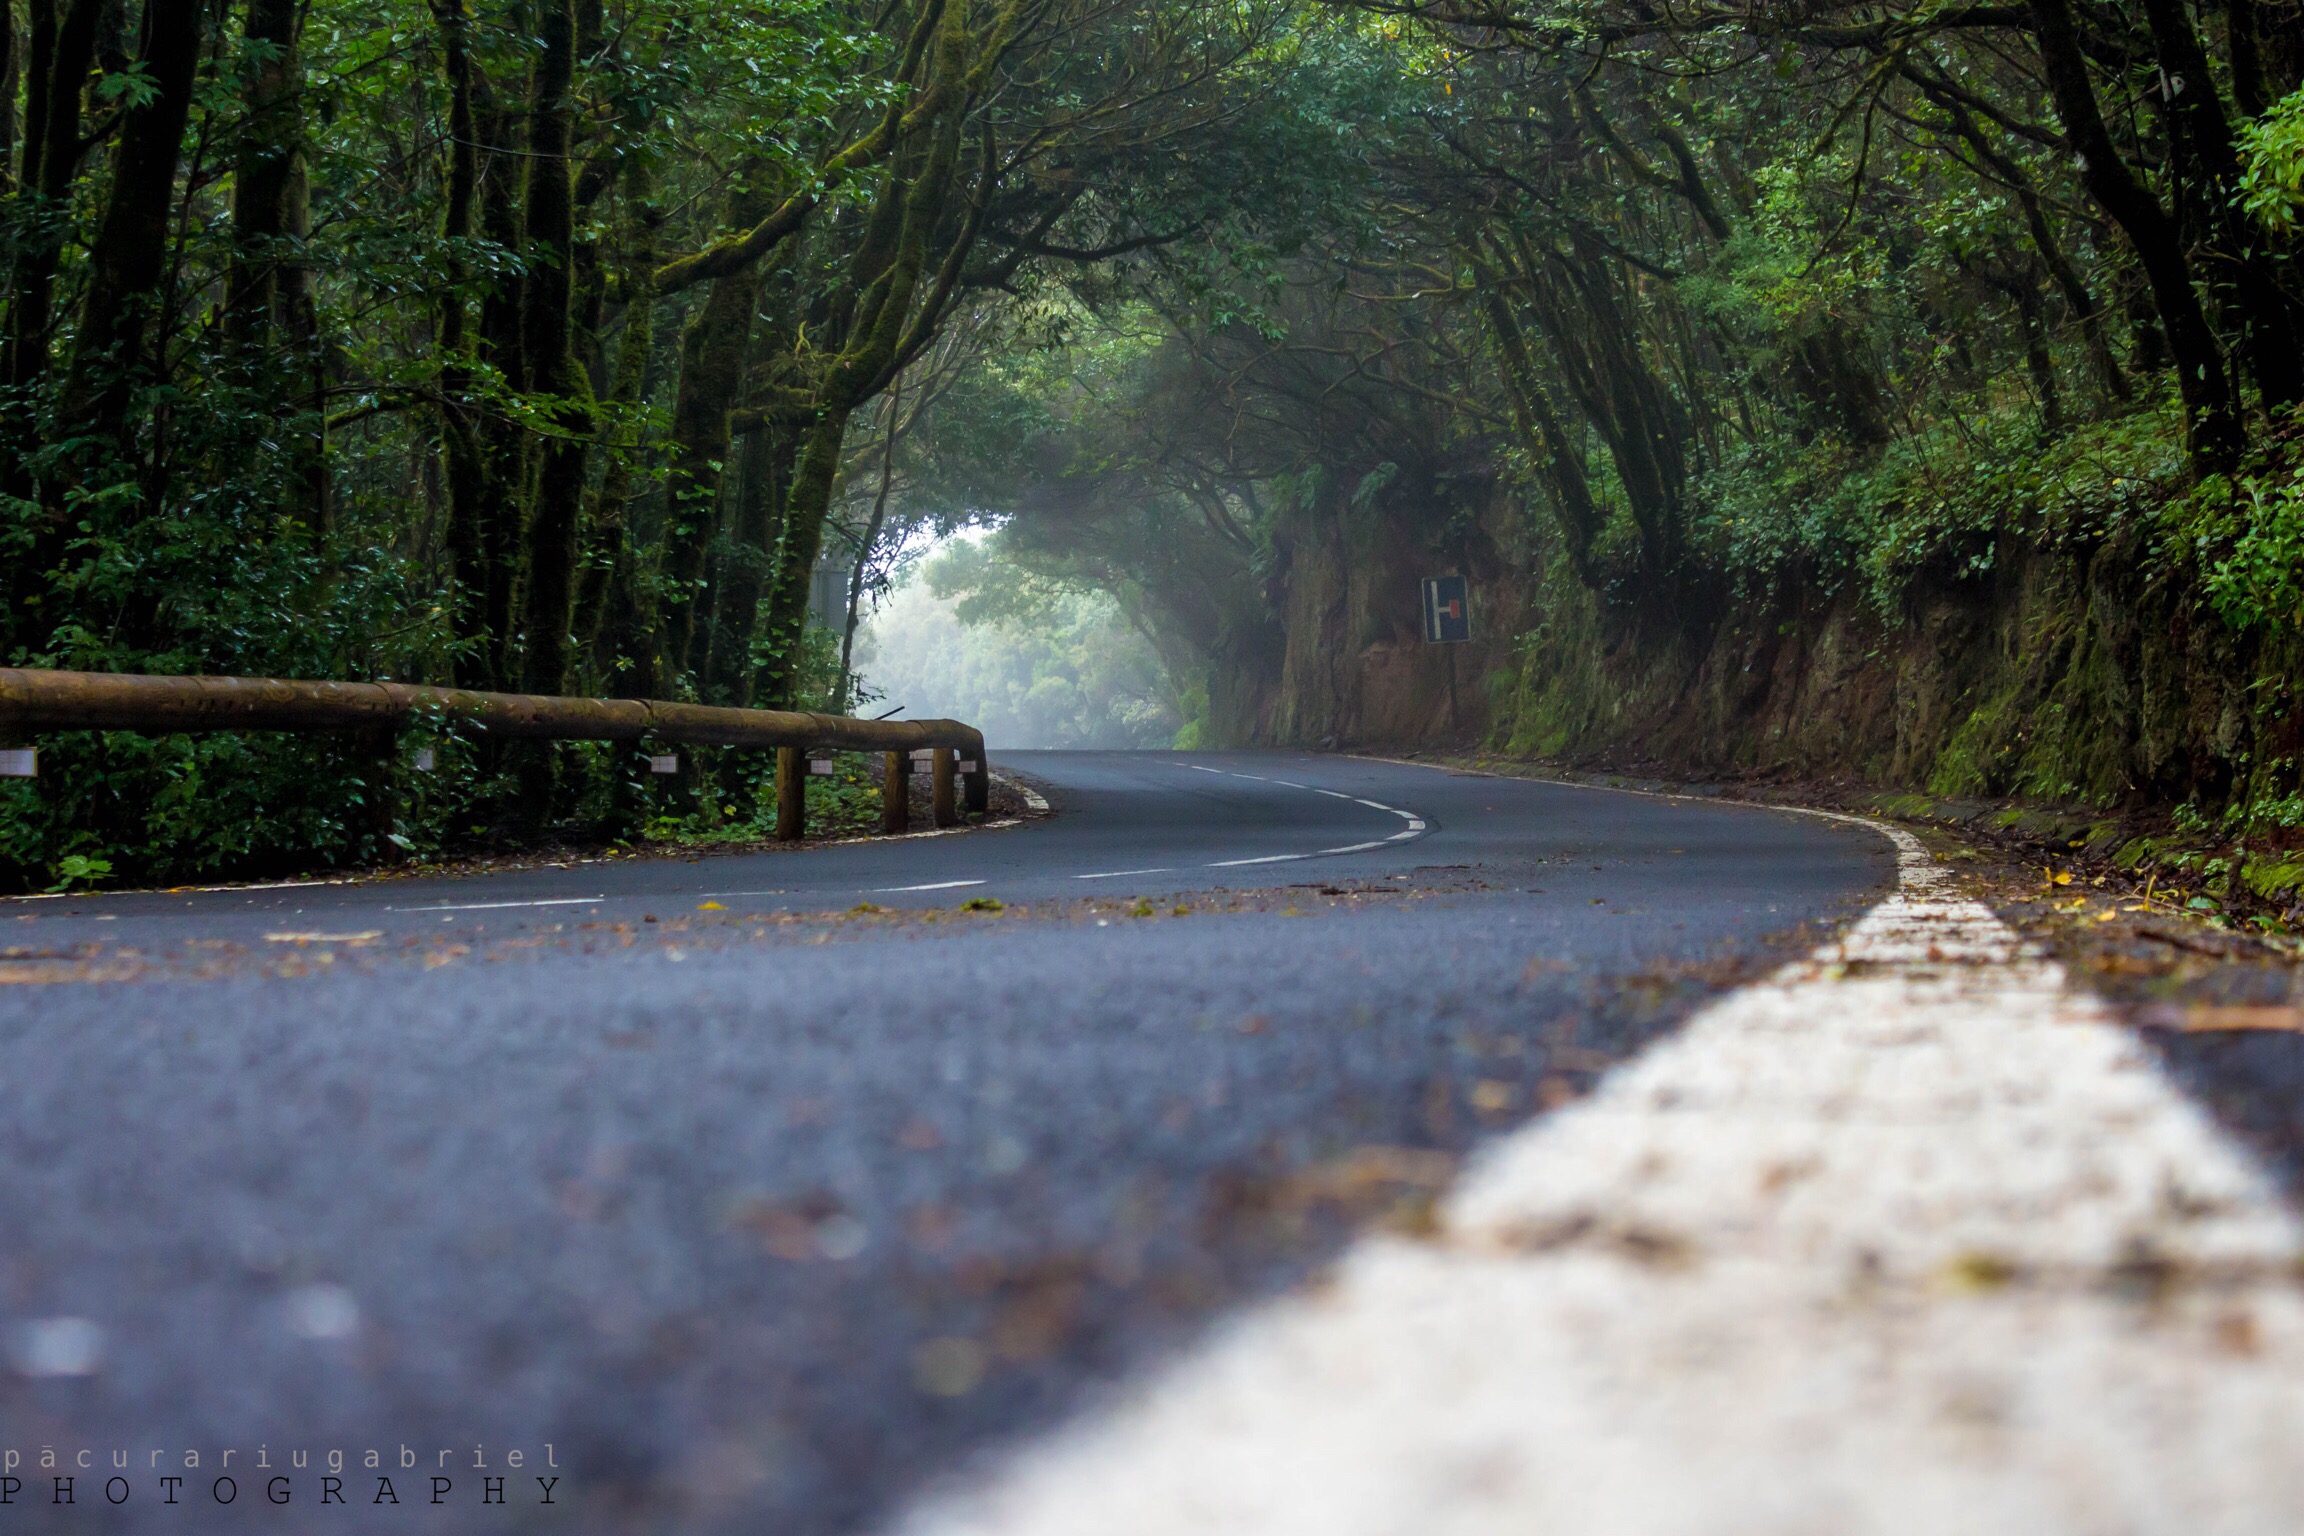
[350,722,403,859]
[882,750,910,833]
[931,746,959,828]
[775,746,806,841]
[960,745,988,815]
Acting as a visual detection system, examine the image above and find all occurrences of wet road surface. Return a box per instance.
[0,751,1893,1531]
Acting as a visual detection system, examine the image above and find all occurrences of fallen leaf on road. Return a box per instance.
[0,961,98,984]
[1942,1250,2020,1291]
[2094,953,2172,977]
[1535,1075,1580,1110]
[914,1336,987,1396]
[2136,1003,2304,1033]
[2178,1005,2304,1033]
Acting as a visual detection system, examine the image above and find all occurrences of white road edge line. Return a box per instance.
[991,769,1052,814]
[1074,868,1176,880]
[872,880,986,893]
[893,813,2304,1536]
[388,895,605,913]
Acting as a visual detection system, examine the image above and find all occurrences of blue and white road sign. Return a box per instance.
[1421,575,1470,643]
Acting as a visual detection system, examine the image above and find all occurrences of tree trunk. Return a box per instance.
[54,0,201,471]
[657,178,768,682]
[702,419,798,705]
[837,377,905,713]
[2,0,104,616]
[758,113,968,707]
[1480,282,1604,588]
[2139,0,2304,412]
[467,83,527,688]
[224,0,299,353]
[0,0,18,198]
[1932,96,2130,401]
[515,0,590,697]
[2032,0,2241,468]
[755,406,852,708]
[4,0,102,402]
[430,0,496,687]
[576,173,660,689]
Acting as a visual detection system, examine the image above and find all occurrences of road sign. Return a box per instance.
[1421,575,1470,643]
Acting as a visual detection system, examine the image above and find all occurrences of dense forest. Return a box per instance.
[2,0,2301,889]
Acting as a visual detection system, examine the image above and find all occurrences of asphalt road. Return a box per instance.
[0,751,1893,1532]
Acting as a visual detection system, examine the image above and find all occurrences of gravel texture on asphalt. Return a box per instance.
[0,752,1891,1532]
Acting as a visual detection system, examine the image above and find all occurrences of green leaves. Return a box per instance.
[46,855,113,893]
[2239,88,2304,236]
[93,62,161,109]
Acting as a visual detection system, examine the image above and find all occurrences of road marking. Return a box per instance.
[991,769,1051,813]
[873,880,986,893]
[1167,762,1431,867]
[388,896,604,913]
[1073,868,1176,880]
[895,818,2304,1535]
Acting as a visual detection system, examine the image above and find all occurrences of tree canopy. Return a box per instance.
[4,0,2301,879]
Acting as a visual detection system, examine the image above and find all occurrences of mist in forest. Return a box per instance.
[853,543,1183,751]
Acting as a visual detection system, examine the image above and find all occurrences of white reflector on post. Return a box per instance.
[0,748,34,778]
[413,747,437,772]
[648,754,679,775]
[809,758,836,776]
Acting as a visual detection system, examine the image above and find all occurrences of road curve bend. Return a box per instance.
[0,751,1893,1535]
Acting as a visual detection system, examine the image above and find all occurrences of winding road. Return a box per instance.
[1,752,1903,1530]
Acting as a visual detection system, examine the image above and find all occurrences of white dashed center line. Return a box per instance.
[388,896,605,913]
[1167,761,1430,869]
[872,880,987,893]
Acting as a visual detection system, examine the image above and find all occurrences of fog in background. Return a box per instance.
[853,549,1182,750]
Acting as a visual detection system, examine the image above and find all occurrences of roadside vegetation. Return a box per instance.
[3,0,2301,893]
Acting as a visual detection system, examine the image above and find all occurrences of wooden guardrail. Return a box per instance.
[0,667,989,839]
